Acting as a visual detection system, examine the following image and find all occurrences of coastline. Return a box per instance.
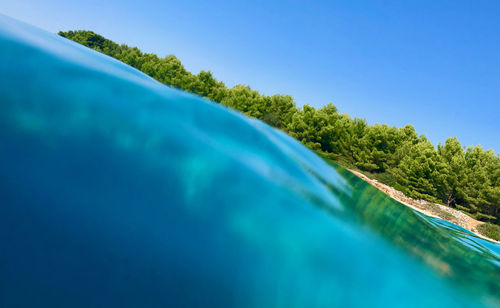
[347,169,500,244]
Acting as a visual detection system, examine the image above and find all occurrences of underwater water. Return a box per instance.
[0,15,499,307]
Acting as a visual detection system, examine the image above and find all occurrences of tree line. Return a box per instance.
[59,30,500,225]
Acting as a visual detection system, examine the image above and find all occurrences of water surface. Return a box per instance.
[0,15,499,307]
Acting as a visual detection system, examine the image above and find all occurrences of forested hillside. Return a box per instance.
[59,30,500,225]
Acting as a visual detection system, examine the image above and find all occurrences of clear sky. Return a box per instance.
[2,0,499,152]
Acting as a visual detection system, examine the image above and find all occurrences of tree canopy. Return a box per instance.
[59,30,500,225]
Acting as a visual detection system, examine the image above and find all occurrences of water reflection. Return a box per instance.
[330,163,500,300]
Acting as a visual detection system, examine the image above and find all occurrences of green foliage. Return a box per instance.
[58,30,226,100]
[59,30,500,225]
[476,223,500,241]
[395,141,442,202]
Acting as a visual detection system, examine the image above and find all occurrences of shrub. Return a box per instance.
[476,223,500,241]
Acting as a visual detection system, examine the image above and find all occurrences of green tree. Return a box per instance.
[59,30,500,224]
[436,137,466,207]
[395,141,442,202]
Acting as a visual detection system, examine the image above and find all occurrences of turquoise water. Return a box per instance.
[0,15,499,307]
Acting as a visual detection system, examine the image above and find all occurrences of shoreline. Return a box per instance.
[348,169,499,244]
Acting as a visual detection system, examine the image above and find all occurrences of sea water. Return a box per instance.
[0,15,498,307]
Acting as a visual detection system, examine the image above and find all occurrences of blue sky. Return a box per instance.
[2,0,499,152]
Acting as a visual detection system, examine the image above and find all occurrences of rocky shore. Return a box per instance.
[348,169,499,243]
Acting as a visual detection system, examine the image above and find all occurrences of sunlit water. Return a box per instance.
[0,15,499,307]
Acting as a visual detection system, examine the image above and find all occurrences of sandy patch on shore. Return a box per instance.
[348,169,499,244]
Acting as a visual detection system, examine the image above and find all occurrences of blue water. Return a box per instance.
[0,15,499,307]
